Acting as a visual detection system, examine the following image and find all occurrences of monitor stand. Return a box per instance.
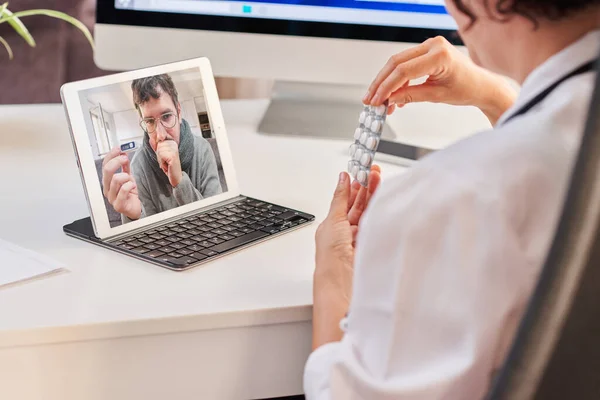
[257,81,397,141]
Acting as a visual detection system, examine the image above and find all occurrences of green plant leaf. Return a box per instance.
[0,9,94,50]
[1,7,36,47]
[0,3,7,16]
[0,35,13,59]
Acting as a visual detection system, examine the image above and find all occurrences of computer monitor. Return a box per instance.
[95,0,460,139]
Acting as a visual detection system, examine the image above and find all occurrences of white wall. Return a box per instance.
[113,109,145,150]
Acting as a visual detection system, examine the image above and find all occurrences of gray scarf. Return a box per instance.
[142,118,195,185]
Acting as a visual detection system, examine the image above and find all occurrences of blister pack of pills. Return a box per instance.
[348,103,387,186]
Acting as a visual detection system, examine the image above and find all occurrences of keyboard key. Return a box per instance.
[221,225,236,232]
[139,237,154,244]
[181,223,196,230]
[162,229,176,236]
[170,243,186,250]
[231,222,246,229]
[177,232,192,239]
[177,248,194,256]
[180,239,196,246]
[256,220,271,227]
[143,243,160,250]
[249,223,264,230]
[177,220,188,225]
[133,246,150,253]
[156,255,184,264]
[239,227,255,234]
[188,229,202,236]
[192,235,208,242]
[227,216,242,222]
[176,255,205,265]
[172,227,185,233]
[260,226,280,234]
[146,230,157,235]
[218,219,233,226]
[201,217,216,223]
[199,226,213,232]
[120,243,135,250]
[207,222,222,229]
[160,246,176,253]
[238,213,251,218]
[146,250,165,258]
[207,211,219,216]
[208,237,225,245]
[202,232,217,239]
[220,211,235,217]
[129,240,144,247]
[156,226,168,232]
[199,249,219,257]
[155,239,170,247]
[191,220,205,227]
[168,252,183,258]
[187,244,206,252]
[209,231,269,253]
[230,230,245,237]
[188,252,210,260]
[219,234,235,241]
[149,234,165,240]
[113,240,125,246]
[212,228,227,235]
[167,223,178,228]
[165,236,180,243]
[133,234,146,240]
[278,211,301,220]
[198,240,213,248]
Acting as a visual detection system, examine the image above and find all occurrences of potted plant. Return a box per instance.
[0,2,94,59]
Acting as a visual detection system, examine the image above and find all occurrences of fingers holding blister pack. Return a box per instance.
[348,103,387,186]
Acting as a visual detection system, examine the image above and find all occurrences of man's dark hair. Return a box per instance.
[131,74,179,112]
[453,0,600,28]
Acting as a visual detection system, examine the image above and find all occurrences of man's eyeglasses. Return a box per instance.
[140,112,178,134]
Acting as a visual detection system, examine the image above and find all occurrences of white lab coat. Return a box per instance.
[304,30,599,400]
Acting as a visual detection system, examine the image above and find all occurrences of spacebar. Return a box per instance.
[209,231,269,253]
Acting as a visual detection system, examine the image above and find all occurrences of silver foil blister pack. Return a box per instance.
[348,103,387,186]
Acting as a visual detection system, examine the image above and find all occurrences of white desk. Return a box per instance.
[0,99,489,399]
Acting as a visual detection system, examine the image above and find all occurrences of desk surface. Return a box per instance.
[0,99,489,346]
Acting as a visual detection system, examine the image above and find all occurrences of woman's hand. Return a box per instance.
[363,36,517,125]
[312,166,382,350]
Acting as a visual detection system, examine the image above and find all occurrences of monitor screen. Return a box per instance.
[78,67,229,227]
[115,0,455,30]
[99,0,460,45]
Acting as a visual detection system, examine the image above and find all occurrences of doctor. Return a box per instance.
[306,1,599,399]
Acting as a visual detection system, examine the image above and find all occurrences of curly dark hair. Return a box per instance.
[453,0,600,28]
[131,74,179,112]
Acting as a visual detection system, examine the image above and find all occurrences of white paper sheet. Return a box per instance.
[0,238,67,289]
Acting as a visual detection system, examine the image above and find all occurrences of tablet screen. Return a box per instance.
[78,68,229,227]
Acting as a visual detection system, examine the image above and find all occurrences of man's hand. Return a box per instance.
[312,165,381,350]
[156,140,183,187]
[102,147,142,220]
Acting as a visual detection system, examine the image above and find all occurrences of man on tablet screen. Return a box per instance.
[101,74,222,222]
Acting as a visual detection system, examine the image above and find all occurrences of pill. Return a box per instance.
[360,152,372,166]
[357,169,368,186]
[348,144,357,157]
[351,164,360,178]
[360,131,368,145]
[371,120,382,133]
[375,104,387,116]
[354,128,362,141]
[366,136,379,151]
[365,115,372,128]
[355,147,364,161]
[348,160,354,173]
[359,111,367,124]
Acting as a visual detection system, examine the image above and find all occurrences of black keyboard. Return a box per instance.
[110,197,314,269]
